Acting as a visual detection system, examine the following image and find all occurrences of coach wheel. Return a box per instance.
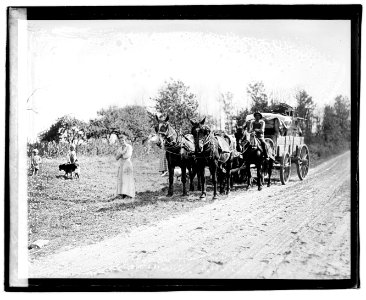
[280,152,291,185]
[296,145,310,180]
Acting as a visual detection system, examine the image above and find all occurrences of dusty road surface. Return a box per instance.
[29,152,351,279]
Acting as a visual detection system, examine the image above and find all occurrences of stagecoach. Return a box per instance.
[245,106,310,185]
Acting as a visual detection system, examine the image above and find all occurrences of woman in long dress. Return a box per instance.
[115,135,135,199]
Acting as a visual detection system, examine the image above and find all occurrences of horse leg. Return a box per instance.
[210,164,218,200]
[220,170,226,194]
[196,166,201,191]
[240,158,246,183]
[246,164,251,190]
[181,164,188,196]
[188,164,195,192]
[189,171,194,191]
[199,165,206,199]
[226,161,232,195]
[257,163,263,191]
[167,164,174,196]
[219,167,225,194]
[267,160,273,187]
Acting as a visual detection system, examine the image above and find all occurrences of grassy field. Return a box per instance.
[27,154,215,259]
[27,150,333,260]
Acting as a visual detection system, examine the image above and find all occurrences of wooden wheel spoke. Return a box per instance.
[296,145,310,180]
[280,152,291,185]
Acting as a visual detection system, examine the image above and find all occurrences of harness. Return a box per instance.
[195,134,215,163]
[158,124,175,143]
[158,123,194,157]
[236,131,261,154]
[250,132,260,149]
[237,138,250,154]
[195,132,231,164]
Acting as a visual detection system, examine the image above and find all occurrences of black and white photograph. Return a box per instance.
[5,4,360,291]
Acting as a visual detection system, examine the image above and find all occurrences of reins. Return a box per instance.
[236,131,252,155]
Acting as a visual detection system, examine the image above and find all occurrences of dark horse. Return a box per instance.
[232,125,248,184]
[155,115,199,196]
[235,127,274,191]
[190,117,234,200]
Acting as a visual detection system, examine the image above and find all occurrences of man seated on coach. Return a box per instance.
[248,111,269,160]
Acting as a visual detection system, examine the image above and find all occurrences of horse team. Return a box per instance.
[154,115,274,200]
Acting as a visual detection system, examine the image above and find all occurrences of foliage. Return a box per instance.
[197,114,218,129]
[308,135,349,161]
[322,95,350,145]
[234,108,251,127]
[39,115,87,145]
[86,106,121,141]
[302,94,350,160]
[270,102,293,115]
[218,91,235,132]
[219,92,234,118]
[234,87,350,160]
[247,81,269,113]
[268,97,280,111]
[334,95,351,140]
[152,79,199,133]
[322,105,337,143]
[295,89,316,136]
[86,119,103,140]
[119,105,153,142]
[28,137,161,160]
[71,105,152,143]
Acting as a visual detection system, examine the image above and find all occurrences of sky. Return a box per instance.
[24,19,350,140]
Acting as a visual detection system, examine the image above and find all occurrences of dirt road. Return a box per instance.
[29,152,351,279]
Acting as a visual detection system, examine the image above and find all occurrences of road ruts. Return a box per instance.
[29,152,351,279]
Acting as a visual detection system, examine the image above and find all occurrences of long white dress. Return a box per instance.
[159,145,168,173]
[115,144,135,198]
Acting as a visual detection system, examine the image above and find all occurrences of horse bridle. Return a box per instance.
[194,127,215,160]
[158,123,189,154]
[158,123,174,139]
[236,132,250,154]
[158,123,179,146]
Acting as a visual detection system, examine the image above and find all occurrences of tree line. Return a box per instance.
[234,81,350,158]
[37,79,350,158]
[39,79,200,145]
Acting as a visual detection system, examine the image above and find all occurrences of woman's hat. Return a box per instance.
[70,144,75,150]
[253,111,263,119]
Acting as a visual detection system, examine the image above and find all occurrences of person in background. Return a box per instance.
[67,144,78,164]
[31,149,41,176]
[115,134,135,199]
[159,142,168,176]
[146,131,167,176]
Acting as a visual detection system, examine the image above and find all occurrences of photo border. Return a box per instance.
[5,4,361,291]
